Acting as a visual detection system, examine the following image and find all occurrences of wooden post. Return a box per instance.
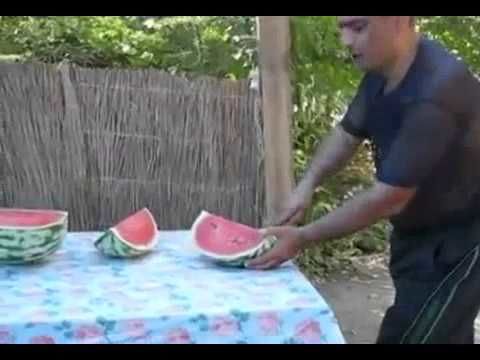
[257,16,294,224]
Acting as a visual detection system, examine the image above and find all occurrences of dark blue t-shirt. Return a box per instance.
[340,36,480,233]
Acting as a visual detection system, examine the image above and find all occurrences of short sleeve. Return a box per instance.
[339,75,371,139]
[376,102,456,188]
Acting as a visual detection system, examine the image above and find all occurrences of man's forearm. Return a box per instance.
[299,182,415,246]
[299,126,361,192]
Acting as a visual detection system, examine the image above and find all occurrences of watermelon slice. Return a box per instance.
[94,208,158,258]
[191,210,277,267]
[0,208,68,264]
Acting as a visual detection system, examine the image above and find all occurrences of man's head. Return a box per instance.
[338,16,416,73]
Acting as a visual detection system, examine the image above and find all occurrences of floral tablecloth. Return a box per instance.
[0,231,345,344]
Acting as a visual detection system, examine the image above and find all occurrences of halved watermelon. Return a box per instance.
[94,208,158,258]
[191,210,277,267]
[0,208,68,264]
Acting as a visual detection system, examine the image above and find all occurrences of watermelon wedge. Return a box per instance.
[94,208,158,258]
[0,208,68,264]
[191,210,277,267]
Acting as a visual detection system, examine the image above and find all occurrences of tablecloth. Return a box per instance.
[0,231,345,344]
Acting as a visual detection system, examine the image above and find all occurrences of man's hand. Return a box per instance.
[248,181,415,270]
[271,185,313,226]
[246,226,305,270]
[271,126,361,227]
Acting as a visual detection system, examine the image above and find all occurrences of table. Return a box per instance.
[0,231,345,344]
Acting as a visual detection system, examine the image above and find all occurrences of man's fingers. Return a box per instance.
[272,207,300,226]
[246,248,278,268]
[246,254,272,268]
[254,259,282,270]
[247,257,283,270]
[284,210,305,226]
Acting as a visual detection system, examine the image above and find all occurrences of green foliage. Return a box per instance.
[2,16,480,275]
[0,16,257,78]
[419,16,480,71]
[290,17,361,175]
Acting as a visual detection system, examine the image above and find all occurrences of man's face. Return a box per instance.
[338,16,399,73]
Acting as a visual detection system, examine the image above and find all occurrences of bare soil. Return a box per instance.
[314,254,480,344]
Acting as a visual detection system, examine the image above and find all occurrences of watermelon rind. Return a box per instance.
[191,210,278,267]
[211,235,278,267]
[94,208,158,258]
[0,208,68,265]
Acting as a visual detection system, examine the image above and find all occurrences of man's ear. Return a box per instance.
[400,16,414,30]
[394,16,404,31]
[389,16,408,31]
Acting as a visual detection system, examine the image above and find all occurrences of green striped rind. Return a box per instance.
[0,222,67,264]
[94,231,149,258]
[213,235,278,268]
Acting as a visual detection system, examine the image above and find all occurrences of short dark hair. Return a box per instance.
[381,16,416,26]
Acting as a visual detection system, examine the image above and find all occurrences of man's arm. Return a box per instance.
[299,101,456,245]
[273,75,370,226]
[248,102,456,269]
[248,182,415,269]
[298,74,373,192]
[272,125,364,226]
[299,182,414,246]
[297,125,363,193]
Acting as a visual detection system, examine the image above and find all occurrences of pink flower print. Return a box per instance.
[287,296,316,308]
[211,316,239,337]
[137,282,162,291]
[129,306,145,313]
[70,287,87,296]
[56,263,71,271]
[114,291,136,306]
[0,305,18,317]
[255,296,273,307]
[65,307,85,318]
[0,329,14,344]
[29,310,51,323]
[249,290,265,297]
[108,291,129,301]
[161,305,186,314]
[295,319,322,344]
[258,280,285,288]
[23,286,46,298]
[74,325,103,341]
[123,320,147,338]
[102,281,125,292]
[182,275,195,282]
[109,292,135,309]
[258,312,281,335]
[29,335,56,344]
[60,272,74,281]
[165,328,191,344]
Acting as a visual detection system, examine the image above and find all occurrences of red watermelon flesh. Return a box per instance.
[0,208,67,228]
[192,211,264,257]
[111,208,157,248]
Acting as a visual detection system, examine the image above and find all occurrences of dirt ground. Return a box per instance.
[313,254,480,344]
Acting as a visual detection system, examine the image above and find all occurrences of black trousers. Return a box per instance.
[377,220,480,344]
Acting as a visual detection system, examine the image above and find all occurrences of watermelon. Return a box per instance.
[191,210,277,267]
[0,208,68,264]
[94,208,158,258]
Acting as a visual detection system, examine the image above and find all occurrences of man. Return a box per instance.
[247,16,480,344]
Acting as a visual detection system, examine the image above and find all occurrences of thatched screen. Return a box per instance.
[0,63,266,230]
